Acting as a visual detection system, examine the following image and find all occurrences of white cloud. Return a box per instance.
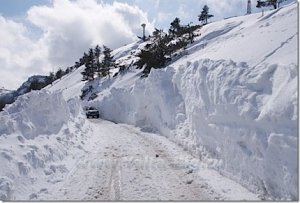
[0,16,50,89]
[0,0,153,89]
[152,0,255,29]
[0,0,271,90]
[28,0,154,67]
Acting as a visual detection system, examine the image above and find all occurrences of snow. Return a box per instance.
[0,91,258,200]
[46,65,86,100]
[1,90,70,138]
[0,90,93,200]
[182,3,298,68]
[91,60,297,199]
[39,120,258,201]
[0,1,298,201]
[86,2,298,200]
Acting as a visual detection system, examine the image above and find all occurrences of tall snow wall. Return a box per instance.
[95,59,297,200]
[0,90,88,200]
[0,90,73,139]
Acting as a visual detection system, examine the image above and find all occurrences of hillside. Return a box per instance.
[0,75,51,111]
[82,2,298,199]
[0,1,298,201]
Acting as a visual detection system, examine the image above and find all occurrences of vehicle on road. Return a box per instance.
[85,107,100,119]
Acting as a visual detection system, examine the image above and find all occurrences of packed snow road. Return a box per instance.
[42,119,258,201]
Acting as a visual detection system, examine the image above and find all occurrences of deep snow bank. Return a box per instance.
[0,90,70,139]
[93,59,297,199]
[0,90,92,200]
[172,59,297,200]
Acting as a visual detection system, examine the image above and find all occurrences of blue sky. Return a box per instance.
[0,0,51,17]
[0,0,283,89]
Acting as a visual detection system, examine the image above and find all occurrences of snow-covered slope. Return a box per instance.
[182,3,297,67]
[83,2,297,200]
[46,66,86,100]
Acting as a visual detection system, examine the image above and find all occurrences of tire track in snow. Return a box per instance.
[108,159,121,200]
[118,124,214,200]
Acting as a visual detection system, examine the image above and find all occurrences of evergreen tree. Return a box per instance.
[94,45,101,58]
[187,23,195,44]
[256,0,279,9]
[75,61,81,69]
[153,28,163,39]
[82,49,96,81]
[65,67,71,74]
[55,68,64,80]
[49,72,55,82]
[136,39,168,76]
[45,72,55,85]
[94,45,102,77]
[169,17,181,36]
[101,45,115,77]
[198,5,214,25]
[88,48,97,80]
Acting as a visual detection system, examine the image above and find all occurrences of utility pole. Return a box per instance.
[141,23,146,41]
[247,0,252,14]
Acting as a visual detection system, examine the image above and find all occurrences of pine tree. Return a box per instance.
[101,45,115,77]
[94,45,101,58]
[90,48,97,80]
[46,72,55,85]
[81,49,96,81]
[65,67,71,74]
[169,17,181,36]
[81,51,89,81]
[94,45,102,77]
[257,0,279,9]
[55,68,64,80]
[198,5,214,25]
[187,23,195,44]
[153,28,163,39]
[136,39,168,76]
[49,72,55,82]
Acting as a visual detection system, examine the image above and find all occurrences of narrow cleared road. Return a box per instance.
[44,119,259,201]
